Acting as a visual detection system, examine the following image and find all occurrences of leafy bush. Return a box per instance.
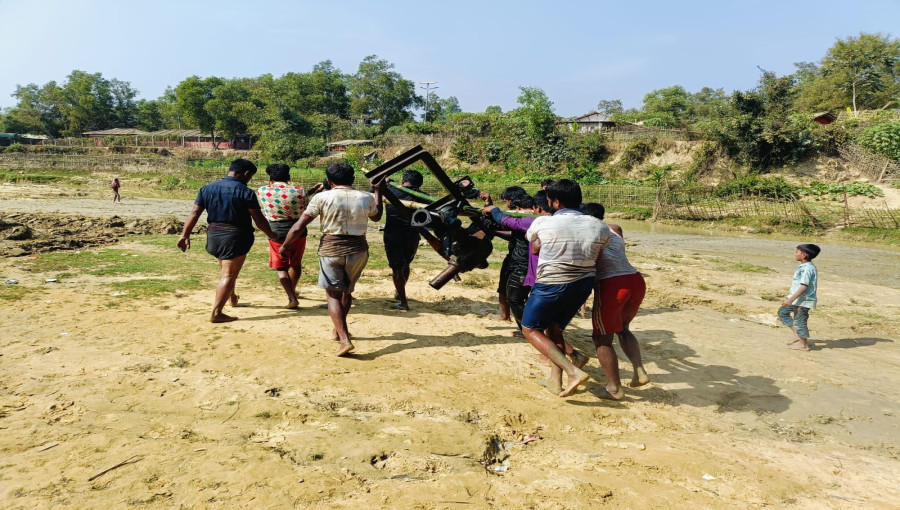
[618,140,653,170]
[857,121,900,160]
[5,143,25,153]
[565,131,609,167]
[450,136,480,164]
[715,175,798,199]
[798,181,884,201]
[158,176,181,190]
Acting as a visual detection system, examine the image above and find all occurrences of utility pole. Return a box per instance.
[419,81,438,122]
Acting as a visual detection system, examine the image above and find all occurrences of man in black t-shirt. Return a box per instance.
[177,159,276,323]
[384,170,426,310]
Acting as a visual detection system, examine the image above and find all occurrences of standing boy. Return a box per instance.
[779,244,820,351]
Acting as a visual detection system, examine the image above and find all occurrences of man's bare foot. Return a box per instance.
[787,341,810,351]
[546,378,562,395]
[569,350,589,369]
[230,294,249,307]
[629,366,650,387]
[592,386,625,400]
[533,353,551,367]
[785,337,804,346]
[332,329,352,341]
[390,303,409,311]
[335,343,355,356]
[285,299,299,309]
[210,313,237,323]
[559,369,590,397]
[512,331,525,338]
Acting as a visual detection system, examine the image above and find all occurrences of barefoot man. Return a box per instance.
[280,162,384,356]
[523,180,610,397]
[581,203,650,400]
[177,158,277,323]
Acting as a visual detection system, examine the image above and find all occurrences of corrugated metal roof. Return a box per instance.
[326,139,373,147]
[83,128,149,136]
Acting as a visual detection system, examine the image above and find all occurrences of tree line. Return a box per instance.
[1,33,898,170]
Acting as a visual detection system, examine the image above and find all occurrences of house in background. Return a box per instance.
[811,112,836,125]
[558,111,616,133]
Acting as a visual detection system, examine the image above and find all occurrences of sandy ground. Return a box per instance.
[1,190,899,509]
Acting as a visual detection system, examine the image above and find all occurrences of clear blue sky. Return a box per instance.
[2,0,899,116]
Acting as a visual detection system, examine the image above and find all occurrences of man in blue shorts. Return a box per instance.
[178,159,277,323]
[523,179,611,397]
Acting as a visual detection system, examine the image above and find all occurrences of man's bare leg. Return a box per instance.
[618,326,649,386]
[391,265,410,310]
[212,256,245,323]
[326,289,354,356]
[497,294,511,321]
[276,269,299,308]
[289,266,301,296]
[522,326,589,397]
[593,333,624,399]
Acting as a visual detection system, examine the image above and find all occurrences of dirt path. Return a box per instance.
[1,191,898,509]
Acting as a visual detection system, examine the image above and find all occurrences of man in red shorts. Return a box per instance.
[581,203,649,400]
[257,164,323,309]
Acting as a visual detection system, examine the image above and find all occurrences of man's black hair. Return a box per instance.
[229,158,257,176]
[512,195,534,210]
[326,162,355,186]
[540,178,555,188]
[581,202,605,220]
[402,170,424,188]
[265,163,291,182]
[500,186,527,201]
[546,179,582,209]
[533,190,551,213]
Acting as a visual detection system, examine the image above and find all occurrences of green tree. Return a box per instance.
[174,76,224,142]
[4,82,64,136]
[640,85,693,127]
[512,86,557,143]
[135,99,163,131]
[205,79,262,143]
[821,33,900,112]
[348,55,420,131]
[596,99,624,115]
[485,105,503,115]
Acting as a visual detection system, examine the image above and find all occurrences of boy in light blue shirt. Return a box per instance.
[779,243,820,351]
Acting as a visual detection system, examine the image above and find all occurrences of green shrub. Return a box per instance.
[565,131,609,167]
[450,136,480,164]
[5,143,25,153]
[715,175,798,199]
[858,121,900,160]
[798,181,884,201]
[618,140,653,169]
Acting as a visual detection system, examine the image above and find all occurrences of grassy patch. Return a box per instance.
[838,227,900,245]
[709,257,775,273]
[109,278,203,297]
[0,285,29,301]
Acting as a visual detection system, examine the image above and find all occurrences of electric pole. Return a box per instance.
[419,81,438,122]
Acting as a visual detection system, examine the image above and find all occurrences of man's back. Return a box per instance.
[196,176,258,230]
[306,188,376,236]
[526,210,610,284]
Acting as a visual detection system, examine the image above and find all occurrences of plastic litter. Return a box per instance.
[702,474,716,480]
[5,279,18,284]
[45,278,58,283]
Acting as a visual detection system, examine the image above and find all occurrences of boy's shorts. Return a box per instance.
[779,305,811,339]
[521,277,594,330]
[268,237,307,270]
[592,272,646,335]
[318,250,368,293]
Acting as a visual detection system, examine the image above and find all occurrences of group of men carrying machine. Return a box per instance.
[178,148,649,399]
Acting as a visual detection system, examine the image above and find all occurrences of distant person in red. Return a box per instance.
[177,159,278,323]
[110,177,121,203]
